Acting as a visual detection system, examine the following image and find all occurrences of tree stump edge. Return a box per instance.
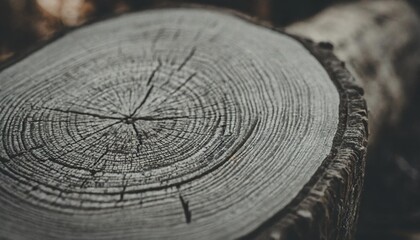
[245,36,368,240]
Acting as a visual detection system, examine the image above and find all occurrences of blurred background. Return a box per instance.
[0,0,355,62]
[0,0,419,239]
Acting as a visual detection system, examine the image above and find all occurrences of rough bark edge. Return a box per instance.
[0,4,369,240]
[244,38,369,240]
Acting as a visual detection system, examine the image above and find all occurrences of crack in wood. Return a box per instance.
[119,175,128,202]
[132,115,190,121]
[41,107,121,120]
[130,85,154,117]
[89,147,109,176]
[147,60,162,86]
[130,123,142,153]
[155,72,197,107]
[179,195,192,224]
[177,47,196,71]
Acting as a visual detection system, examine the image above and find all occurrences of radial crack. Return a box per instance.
[133,115,190,121]
[131,123,142,153]
[130,85,154,117]
[147,60,162,86]
[89,147,109,176]
[154,72,197,107]
[41,107,121,120]
[177,47,196,71]
[119,175,128,202]
[179,195,191,223]
[172,72,197,94]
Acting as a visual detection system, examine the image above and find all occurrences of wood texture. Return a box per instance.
[287,0,420,143]
[288,1,420,238]
[0,7,367,240]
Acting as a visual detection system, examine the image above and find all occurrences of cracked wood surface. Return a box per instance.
[0,6,367,240]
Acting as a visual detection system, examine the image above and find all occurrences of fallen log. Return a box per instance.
[287,0,420,143]
[0,4,373,240]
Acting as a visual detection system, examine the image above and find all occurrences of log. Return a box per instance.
[0,6,368,240]
[287,0,420,143]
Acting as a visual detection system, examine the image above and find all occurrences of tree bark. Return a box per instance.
[287,1,420,238]
[0,5,368,240]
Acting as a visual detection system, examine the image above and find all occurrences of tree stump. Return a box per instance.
[0,7,367,240]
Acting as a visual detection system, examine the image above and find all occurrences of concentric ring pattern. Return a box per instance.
[0,8,339,240]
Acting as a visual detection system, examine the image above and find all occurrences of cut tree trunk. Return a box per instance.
[0,5,368,240]
[287,0,420,144]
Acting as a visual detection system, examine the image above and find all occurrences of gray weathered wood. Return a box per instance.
[287,0,420,143]
[0,6,367,240]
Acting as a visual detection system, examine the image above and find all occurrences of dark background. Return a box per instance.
[0,0,352,62]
